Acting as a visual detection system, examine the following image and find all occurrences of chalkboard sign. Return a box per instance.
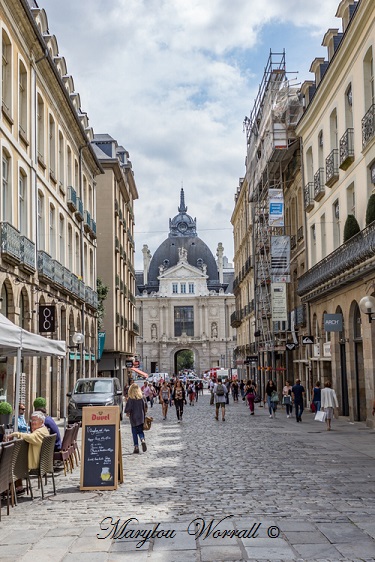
[80,406,120,491]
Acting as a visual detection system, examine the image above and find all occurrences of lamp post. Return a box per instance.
[359,295,375,322]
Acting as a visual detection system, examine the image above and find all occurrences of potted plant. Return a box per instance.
[0,400,13,427]
[343,214,360,242]
[33,397,47,410]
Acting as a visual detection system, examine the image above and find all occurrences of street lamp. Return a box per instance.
[359,295,375,322]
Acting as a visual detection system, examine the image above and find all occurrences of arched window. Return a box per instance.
[66,145,72,186]
[363,46,374,111]
[1,150,11,222]
[19,60,27,140]
[68,223,73,270]
[37,190,45,250]
[37,94,45,163]
[353,302,362,340]
[0,284,8,316]
[19,169,27,235]
[2,30,12,119]
[19,291,26,329]
[58,131,64,191]
[75,232,80,274]
[49,114,56,180]
[59,214,65,265]
[49,204,56,258]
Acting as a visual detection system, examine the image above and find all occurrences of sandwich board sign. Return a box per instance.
[80,406,123,491]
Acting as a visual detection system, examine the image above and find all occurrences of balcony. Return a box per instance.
[230,310,242,328]
[314,168,325,201]
[115,200,119,216]
[84,210,91,233]
[37,251,54,282]
[20,236,36,272]
[119,208,123,221]
[67,186,77,212]
[290,234,296,250]
[0,222,21,265]
[132,322,140,335]
[76,197,84,221]
[298,221,375,298]
[115,236,120,253]
[362,104,375,149]
[90,220,97,239]
[52,260,64,288]
[62,267,72,292]
[78,279,85,301]
[304,182,314,212]
[294,304,307,327]
[115,274,120,289]
[325,150,339,187]
[297,226,304,242]
[339,128,354,170]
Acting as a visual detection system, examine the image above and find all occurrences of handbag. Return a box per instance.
[314,410,326,422]
[282,395,291,405]
[310,402,316,413]
[270,391,279,403]
[254,394,261,403]
[143,415,153,431]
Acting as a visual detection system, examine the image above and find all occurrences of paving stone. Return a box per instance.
[292,543,343,558]
[20,548,67,562]
[69,536,111,553]
[282,531,329,544]
[200,544,244,561]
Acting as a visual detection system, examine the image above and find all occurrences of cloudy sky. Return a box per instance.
[39,0,339,269]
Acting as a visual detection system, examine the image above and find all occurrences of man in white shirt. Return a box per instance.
[214,379,228,421]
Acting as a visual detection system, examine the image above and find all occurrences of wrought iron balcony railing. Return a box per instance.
[325,150,339,187]
[0,222,21,264]
[20,235,35,272]
[290,234,296,250]
[230,310,242,328]
[90,220,97,239]
[339,128,354,170]
[67,186,77,212]
[298,221,375,297]
[314,168,325,200]
[63,267,72,292]
[84,210,91,233]
[52,260,64,288]
[76,197,84,221]
[71,274,79,297]
[362,104,375,149]
[37,251,54,282]
[297,226,304,242]
[304,182,314,212]
[293,304,307,327]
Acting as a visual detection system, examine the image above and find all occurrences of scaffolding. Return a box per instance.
[244,50,302,373]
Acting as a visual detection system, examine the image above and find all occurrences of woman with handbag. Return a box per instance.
[124,383,148,453]
[245,380,256,415]
[172,379,186,422]
[321,380,339,431]
[282,380,293,418]
[312,381,321,413]
[264,380,278,418]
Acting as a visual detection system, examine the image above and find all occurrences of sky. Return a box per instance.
[38,0,340,270]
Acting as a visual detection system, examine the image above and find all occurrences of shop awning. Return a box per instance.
[130,367,148,379]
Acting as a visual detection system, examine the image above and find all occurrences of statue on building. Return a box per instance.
[178,247,188,262]
[151,324,157,339]
[211,322,218,338]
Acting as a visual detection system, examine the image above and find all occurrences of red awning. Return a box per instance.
[130,367,148,379]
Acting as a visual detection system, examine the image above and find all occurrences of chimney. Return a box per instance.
[217,242,224,284]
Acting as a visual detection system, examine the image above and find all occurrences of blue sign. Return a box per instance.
[98,331,106,360]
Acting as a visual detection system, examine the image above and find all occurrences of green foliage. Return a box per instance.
[33,397,47,410]
[343,214,361,242]
[97,278,110,331]
[177,350,194,372]
[365,194,375,226]
[0,401,13,415]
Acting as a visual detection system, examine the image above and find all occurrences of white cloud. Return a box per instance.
[39,0,341,268]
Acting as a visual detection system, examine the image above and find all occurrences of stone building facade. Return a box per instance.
[136,190,236,376]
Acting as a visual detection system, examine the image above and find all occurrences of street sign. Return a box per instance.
[125,360,133,368]
[302,335,314,344]
[285,343,297,351]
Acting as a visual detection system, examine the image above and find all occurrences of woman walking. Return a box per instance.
[264,379,278,418]
[282,380,293,418]
[124,383,147,453]
[321,381,339,431]
[172,379,186,422]
[159,380,170,420]
[245,380,256,415]
[188,382,196,405]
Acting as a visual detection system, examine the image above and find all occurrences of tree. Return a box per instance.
[366,194,375,226]
[343,214,360,242]
[97,278,109,331]
[177,349,194,372]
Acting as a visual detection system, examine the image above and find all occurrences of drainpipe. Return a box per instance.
[79,144,86,377]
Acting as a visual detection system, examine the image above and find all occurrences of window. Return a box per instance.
[180,283,186,294]
[174,306,194,336]
[67,146,72,186]
[75,232,80,274]
[2,31,12,118]
[347,183,355,216]
[310,224,316,265]
[59,215,65,265]
[333,199,340,249]
[19,61,27,139]
[330,109,338,150]
[49,204,55,258]
[189,283,194,294]
[321,214,326,259]
[90,249,94,287]
[37,191,44,250]
[345,84,353,129]
[0,284,8,317]
[172,283,178,294]
[58,131,64,190]
[68,224,73,270]
[49,114,56,180]
[2,152,11,222]
[19,170,27,235]
[363,47,374,110]
[37,94,44,162]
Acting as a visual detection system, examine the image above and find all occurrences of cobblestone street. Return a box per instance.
[1,392,375,562]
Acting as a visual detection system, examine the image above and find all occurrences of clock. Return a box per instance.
[177,221,188,233]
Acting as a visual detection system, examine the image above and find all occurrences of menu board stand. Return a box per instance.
[80,406,121,491]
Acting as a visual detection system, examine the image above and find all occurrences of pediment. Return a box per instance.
[159,262,206,280]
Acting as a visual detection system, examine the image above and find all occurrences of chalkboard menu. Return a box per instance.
[80,406,120,491]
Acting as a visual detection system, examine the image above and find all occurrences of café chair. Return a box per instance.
[0,442,14,520]
[71,423,81,466]
[54,426,74,476]
[12,440,33,503]
[29,434,56,500]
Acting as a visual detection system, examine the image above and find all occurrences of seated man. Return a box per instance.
[10,411,50,494]
[34,406,62,451]
[12,403,29,433]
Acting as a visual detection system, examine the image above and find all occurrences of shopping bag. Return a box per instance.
[314,410,326,422]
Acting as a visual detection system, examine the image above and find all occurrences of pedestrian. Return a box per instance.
[239,380,245,399]
[142,381,153,408]
[194,380,199,402]
[125,383,147,453]
[199,381,204,396]
[172,379,186,422]
[321,380,339,431]
[214,378,227,421]
[231,379,239,402]
[264,379,278,418]
[312,381,321,412]
[245,380,256,415]
[209,379,215,405]
[292,379,305,422]
[225,380,230,404]
[159,381,170,420]
[282,380,293,418]
[373,398,375,416]
[188,382,195,405]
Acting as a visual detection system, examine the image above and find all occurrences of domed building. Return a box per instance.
[136,189,236,376]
